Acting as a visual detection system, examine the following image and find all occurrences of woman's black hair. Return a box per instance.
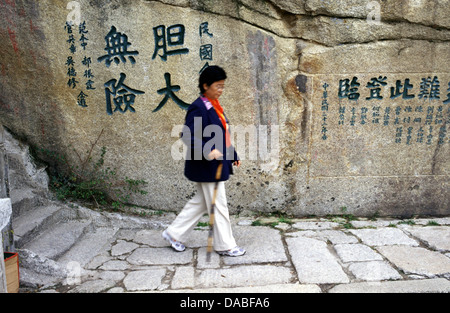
[198,65,227,94]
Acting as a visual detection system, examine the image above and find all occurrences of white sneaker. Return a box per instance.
[217,246,246,257]
[162,230,186,252]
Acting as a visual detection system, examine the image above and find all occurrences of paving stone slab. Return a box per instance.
[156,283,322,293]
[111,240,139,256]
[123,268,167,291]
[334,243,383,263]
[349,228,419,246]
[99,260,130,271]
[172,266,195,289]
[350,219,399,228]
[135,228,211,248]
[85,255,111,270]
[223,226,288,265]
[377,245,450,278]
[347,261,402,281]
[98,271,125,282]
[133,229,168,247]
[196,265,293,289]
[127,247,193,265]
[68,279,116,293]
[286,235,349,284]
[116,229,138,241]
[409,218,450,226]
[329,278,450,293]
[292,221,339,230]
[287,229,359,244]
[401,226,450,252]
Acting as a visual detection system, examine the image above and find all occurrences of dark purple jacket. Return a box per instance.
[182,97,239,182]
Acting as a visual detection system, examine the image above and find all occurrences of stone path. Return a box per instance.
[16,206,450,293]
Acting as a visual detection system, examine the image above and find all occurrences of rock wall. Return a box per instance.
[0,0,448,217]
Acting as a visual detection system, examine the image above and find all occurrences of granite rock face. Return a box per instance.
[0,0,448,216]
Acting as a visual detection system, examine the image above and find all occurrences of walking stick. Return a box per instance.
[206,160,223,263]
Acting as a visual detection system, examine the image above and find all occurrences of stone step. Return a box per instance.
[10,188,46,218]
[17,248,68,289]
[22,219,92,261]
[57,227,119,268]
[13,204,63,247]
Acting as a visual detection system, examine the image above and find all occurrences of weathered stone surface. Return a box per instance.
[99,260,129,271]
[349,228,419,246]
[127,247,193,265]
[58,227,118,267]
[377,245,450,278]
[402,226,450,252]
[110,240,139,256]
[2,127,49,192]
[293,16,450,47]
[222,226,288,265]
[292,221,339,230]
[0,198,12,230]
[329,278,450,293]
[133,229,168,247]
[334,243,383,263]
[22,220,91,260]
[293,229,359,244]
[347,261,402,281]
[123,268,167,291]
[17,248,67,278]
[68,279,116,293]
[196,265,293,289]
[172,266,195,289]
[0,233,5,293]
[98,271,125,282]
[0,0,448,218]
[286,235,349,284]
[299,40,449,74]
[156,283,322,293]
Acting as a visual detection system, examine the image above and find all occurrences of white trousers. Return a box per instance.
[166,182,237,251]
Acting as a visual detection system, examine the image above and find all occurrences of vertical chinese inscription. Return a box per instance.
[321,83,329,140]
[65,22,78,89]
[199,21,213,73]
[98,26,145,115]
[319,75,449,146]
[64,20,96,108]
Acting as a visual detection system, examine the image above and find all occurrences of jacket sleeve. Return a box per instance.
[182,102,207,160]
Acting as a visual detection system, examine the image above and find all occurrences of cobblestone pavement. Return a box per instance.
[21,213,450,294]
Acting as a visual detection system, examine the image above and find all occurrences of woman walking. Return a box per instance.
[162,66,245,257]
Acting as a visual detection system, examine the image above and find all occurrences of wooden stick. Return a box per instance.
[206,161,223,263]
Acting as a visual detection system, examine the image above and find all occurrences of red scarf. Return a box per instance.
[206,97,231,148]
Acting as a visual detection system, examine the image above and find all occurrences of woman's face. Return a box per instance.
[203,80,225,100]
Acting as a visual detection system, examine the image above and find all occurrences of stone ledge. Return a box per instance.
[329,278,450,293]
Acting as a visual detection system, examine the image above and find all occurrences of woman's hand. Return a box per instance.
[208,149,223,160]
[233,160,241,167]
